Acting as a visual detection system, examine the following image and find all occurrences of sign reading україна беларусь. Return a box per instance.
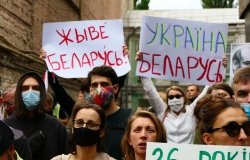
[136,16,228,85]
[146,142,250,160]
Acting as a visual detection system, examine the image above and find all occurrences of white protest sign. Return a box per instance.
[136,16,228,85]
[229,43,250,85]
[146,142,250,160]
[42,20,130,78]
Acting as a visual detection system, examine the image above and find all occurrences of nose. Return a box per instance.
[247,94,250,103]
[140,130,148,140]
[82,123,87,128]
[238,128,248,141]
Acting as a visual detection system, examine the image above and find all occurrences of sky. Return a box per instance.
[149,0,238,10]
[149,0,202,10]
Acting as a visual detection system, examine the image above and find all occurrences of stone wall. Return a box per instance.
[80,0,128,20]
[0,0,129,97]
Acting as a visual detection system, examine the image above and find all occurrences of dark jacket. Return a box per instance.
[4,114,67,160]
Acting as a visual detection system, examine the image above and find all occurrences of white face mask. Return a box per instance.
[168,97,184,112]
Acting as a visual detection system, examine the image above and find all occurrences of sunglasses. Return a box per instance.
[168,94,182,100]
[209,121,250,137]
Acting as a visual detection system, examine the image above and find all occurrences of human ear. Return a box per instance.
[202,133,214,145]
[128,138,132,145]
[112,84,119,94]
[100,129,105,138]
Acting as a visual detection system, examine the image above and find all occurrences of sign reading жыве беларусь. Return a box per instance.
[42,19,130,78]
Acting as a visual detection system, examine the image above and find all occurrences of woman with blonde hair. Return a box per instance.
[122,110,167,160]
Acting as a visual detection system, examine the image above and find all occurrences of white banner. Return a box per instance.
[136,16,228,85]
[146,142,250,160]
[42,19,130,78]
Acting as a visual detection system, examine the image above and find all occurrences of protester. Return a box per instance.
[136,52,207,143]
[4,72,68,160]
[232,67,250,103]
[194,95,250,145]
[39,47,128,116]
[52,101,114,160]
[40,48,131,159]
[186,84,200,105]
[44,92,69,125]
[232,67,250,119]
[2,84,34,159]
[207,83,234,99]
[0,120,23,160]
[122,110,167,160]
[88,65,132,159]
[2,84,16,118]
[193,82,234,144]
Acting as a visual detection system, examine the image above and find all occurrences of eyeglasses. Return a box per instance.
[73,119,100,130]
[3,101,14,108]
[168,94,182,100]
[209,121,250,137]
[90,82,111,89]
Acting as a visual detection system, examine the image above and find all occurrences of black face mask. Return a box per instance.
[73,127,100,146]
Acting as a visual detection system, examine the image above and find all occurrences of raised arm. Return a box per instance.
[40,49,75,116]
[141,77,167,115]
[189,85,209,111]
[48,72,75,116]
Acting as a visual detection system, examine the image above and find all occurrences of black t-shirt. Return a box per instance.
[103,107,132,160]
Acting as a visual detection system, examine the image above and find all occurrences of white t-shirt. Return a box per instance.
[141,77,208,144]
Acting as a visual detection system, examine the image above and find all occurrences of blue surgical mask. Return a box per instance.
[22,90,41,110]
[241,103,250,119]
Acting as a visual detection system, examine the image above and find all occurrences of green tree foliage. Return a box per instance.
[134,0,150,10]
[202,0,235,8]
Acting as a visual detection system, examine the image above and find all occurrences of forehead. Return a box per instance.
[131,117,155,128]
[22,77,39,86]
[75,108,100,123]
[213,108,248,127]
[3,90,15,99]
[168,90,182,95]
[2,93,15,102]
[233,81,250,94]
[91,75,112,84]
[187,86,197,90]
[241,48,250,59]
[211,89,230,95]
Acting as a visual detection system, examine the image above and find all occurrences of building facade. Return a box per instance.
[0,2,246,111]
[0,0,131,97]
[122,9,245,110]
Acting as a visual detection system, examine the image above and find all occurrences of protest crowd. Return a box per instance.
[1,17,250,160]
